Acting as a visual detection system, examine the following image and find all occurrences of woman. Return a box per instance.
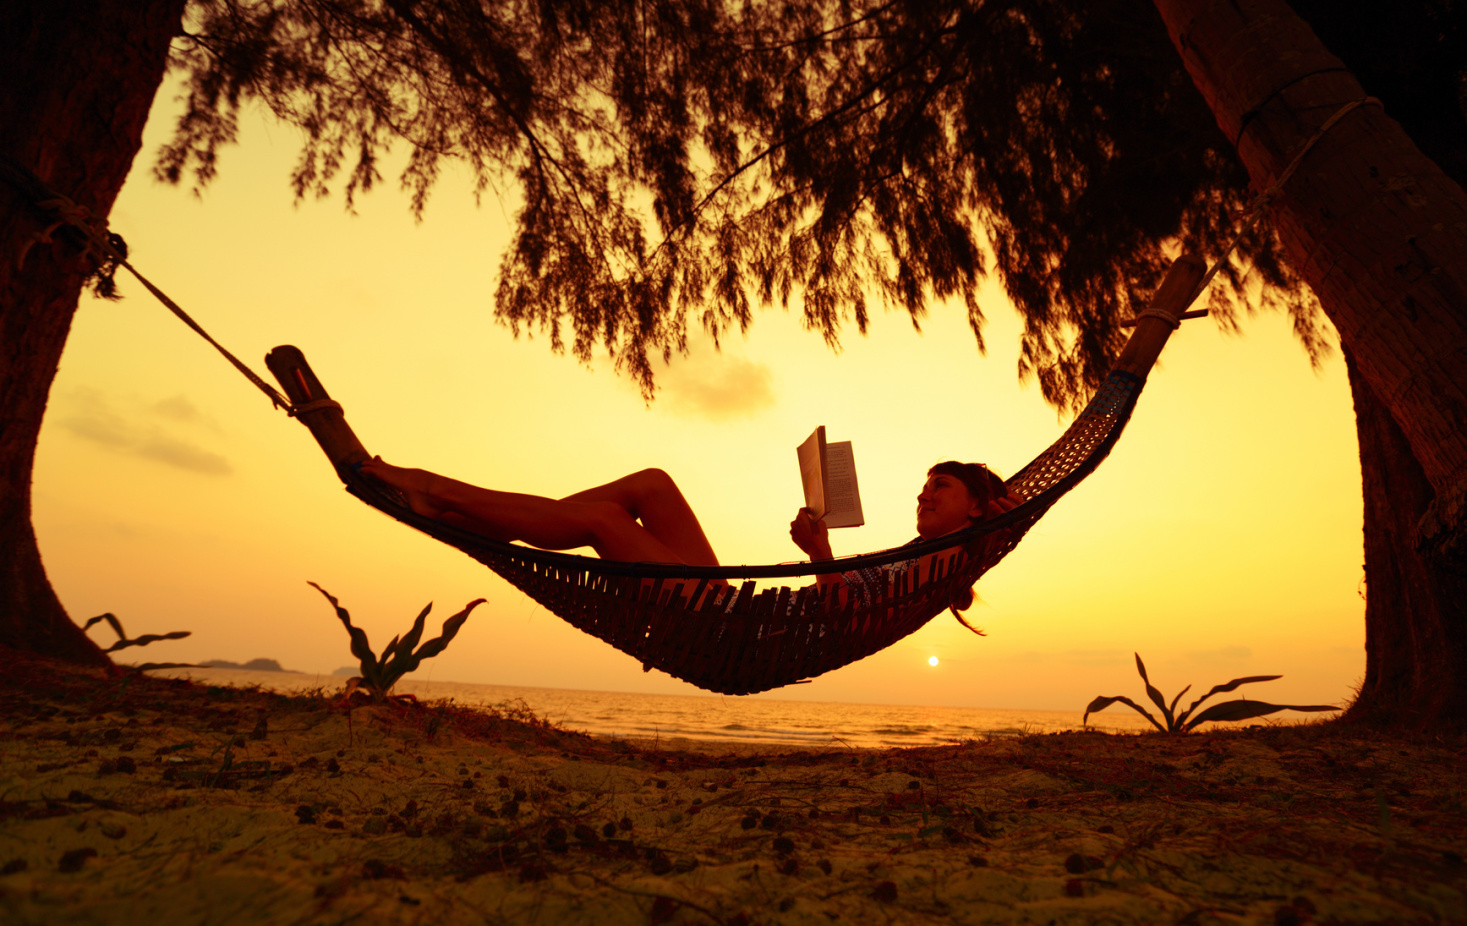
[790,461,1016,609]
[360,457,1015,601]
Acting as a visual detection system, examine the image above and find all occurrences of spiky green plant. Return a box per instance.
[82,612,195,671]
[309,582,484,702]
[1084,653,1337,734]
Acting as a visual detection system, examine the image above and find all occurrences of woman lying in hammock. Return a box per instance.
[359,458,1017,603]
[789,461,1017,607]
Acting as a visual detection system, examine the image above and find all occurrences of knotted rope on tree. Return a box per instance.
[1,152,294,411]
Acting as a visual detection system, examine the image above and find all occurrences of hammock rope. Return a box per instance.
[0,155,293,412]
[1186,95,1382,304]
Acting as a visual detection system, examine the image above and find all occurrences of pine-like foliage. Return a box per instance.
[163,0,1465,410]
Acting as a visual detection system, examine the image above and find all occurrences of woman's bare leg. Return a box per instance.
[560,469,720,567]
[359,459,714,565]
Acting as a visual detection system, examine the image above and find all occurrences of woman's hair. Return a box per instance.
[927,461,1008,627]
[927,461,1007,516]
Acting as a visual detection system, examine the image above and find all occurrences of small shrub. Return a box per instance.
[1084,653,1336,733]
[82,613,193,671]
[309,582,484,701]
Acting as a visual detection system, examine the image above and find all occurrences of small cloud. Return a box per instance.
[58,412,132,448]
[1187,646,1252,665]
[656,344,776,421]
[54,388,232,476]
[1012,651,1048,663]
[137,435,231,475]
[152,394,220,431]
[1061,649,1128,667]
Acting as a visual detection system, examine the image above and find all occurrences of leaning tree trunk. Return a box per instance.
[1345,350,1467,723]
[0,0,185,665]
[1154,0,1467,724]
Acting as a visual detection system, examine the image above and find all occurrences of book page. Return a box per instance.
[796,427,827,519]
[822,441,865,528]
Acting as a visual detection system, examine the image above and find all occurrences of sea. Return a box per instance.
[154,666,1156,749]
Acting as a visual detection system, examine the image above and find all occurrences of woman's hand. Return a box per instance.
[789,508,834,561]
[986,493,1021,518]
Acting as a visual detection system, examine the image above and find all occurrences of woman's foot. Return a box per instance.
[359,457,446,519]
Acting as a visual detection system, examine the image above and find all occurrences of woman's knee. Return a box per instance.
[629,467,677,488]
[574,469,689,528]
[626,467,683,501]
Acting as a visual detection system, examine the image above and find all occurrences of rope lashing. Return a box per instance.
[1126,307,1208,330]
[288,398,345,417]
[1122,95,1381,328]
[0,154,295,412]
[1188,96,1382,299]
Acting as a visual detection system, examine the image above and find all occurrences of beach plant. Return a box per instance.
[82,612,195,671]
[309,582,484,702]
[1084,653,1337,734]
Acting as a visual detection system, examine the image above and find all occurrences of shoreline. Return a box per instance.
[2,653,1463,925]
[141,665,1161,749]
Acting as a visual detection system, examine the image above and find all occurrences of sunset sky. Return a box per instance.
[31,89,1365,713]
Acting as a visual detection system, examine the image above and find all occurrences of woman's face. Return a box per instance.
[916,471,985,539]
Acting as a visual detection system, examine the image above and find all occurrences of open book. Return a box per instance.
[796,426,865,529]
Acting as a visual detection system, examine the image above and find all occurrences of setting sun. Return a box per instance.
[928,657,940,667]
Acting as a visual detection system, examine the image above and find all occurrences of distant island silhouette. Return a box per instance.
[200,658,300,673]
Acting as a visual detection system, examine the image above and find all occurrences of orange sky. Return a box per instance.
[31,91,1365,712]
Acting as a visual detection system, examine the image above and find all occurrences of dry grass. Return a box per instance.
[0,647,1463,925]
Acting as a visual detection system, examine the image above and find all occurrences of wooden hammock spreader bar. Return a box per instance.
[1113,252,1207,377]
[263,348,371,482]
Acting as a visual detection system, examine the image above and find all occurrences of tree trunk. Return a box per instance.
[0,0,185,665]
[1153,0,1467,725]
[1344,350,1467,723]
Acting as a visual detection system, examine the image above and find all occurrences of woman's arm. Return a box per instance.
[789,508,845,587]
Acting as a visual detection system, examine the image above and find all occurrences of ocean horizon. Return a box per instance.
[154,665,1161,748]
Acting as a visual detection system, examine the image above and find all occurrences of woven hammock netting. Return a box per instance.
[332,368,1146,696]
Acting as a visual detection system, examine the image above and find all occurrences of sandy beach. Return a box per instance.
[1,651,1462,925]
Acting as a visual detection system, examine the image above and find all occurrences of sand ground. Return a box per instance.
[1,653,1463,925]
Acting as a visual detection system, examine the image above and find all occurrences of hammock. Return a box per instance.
[266,256,1207,695]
